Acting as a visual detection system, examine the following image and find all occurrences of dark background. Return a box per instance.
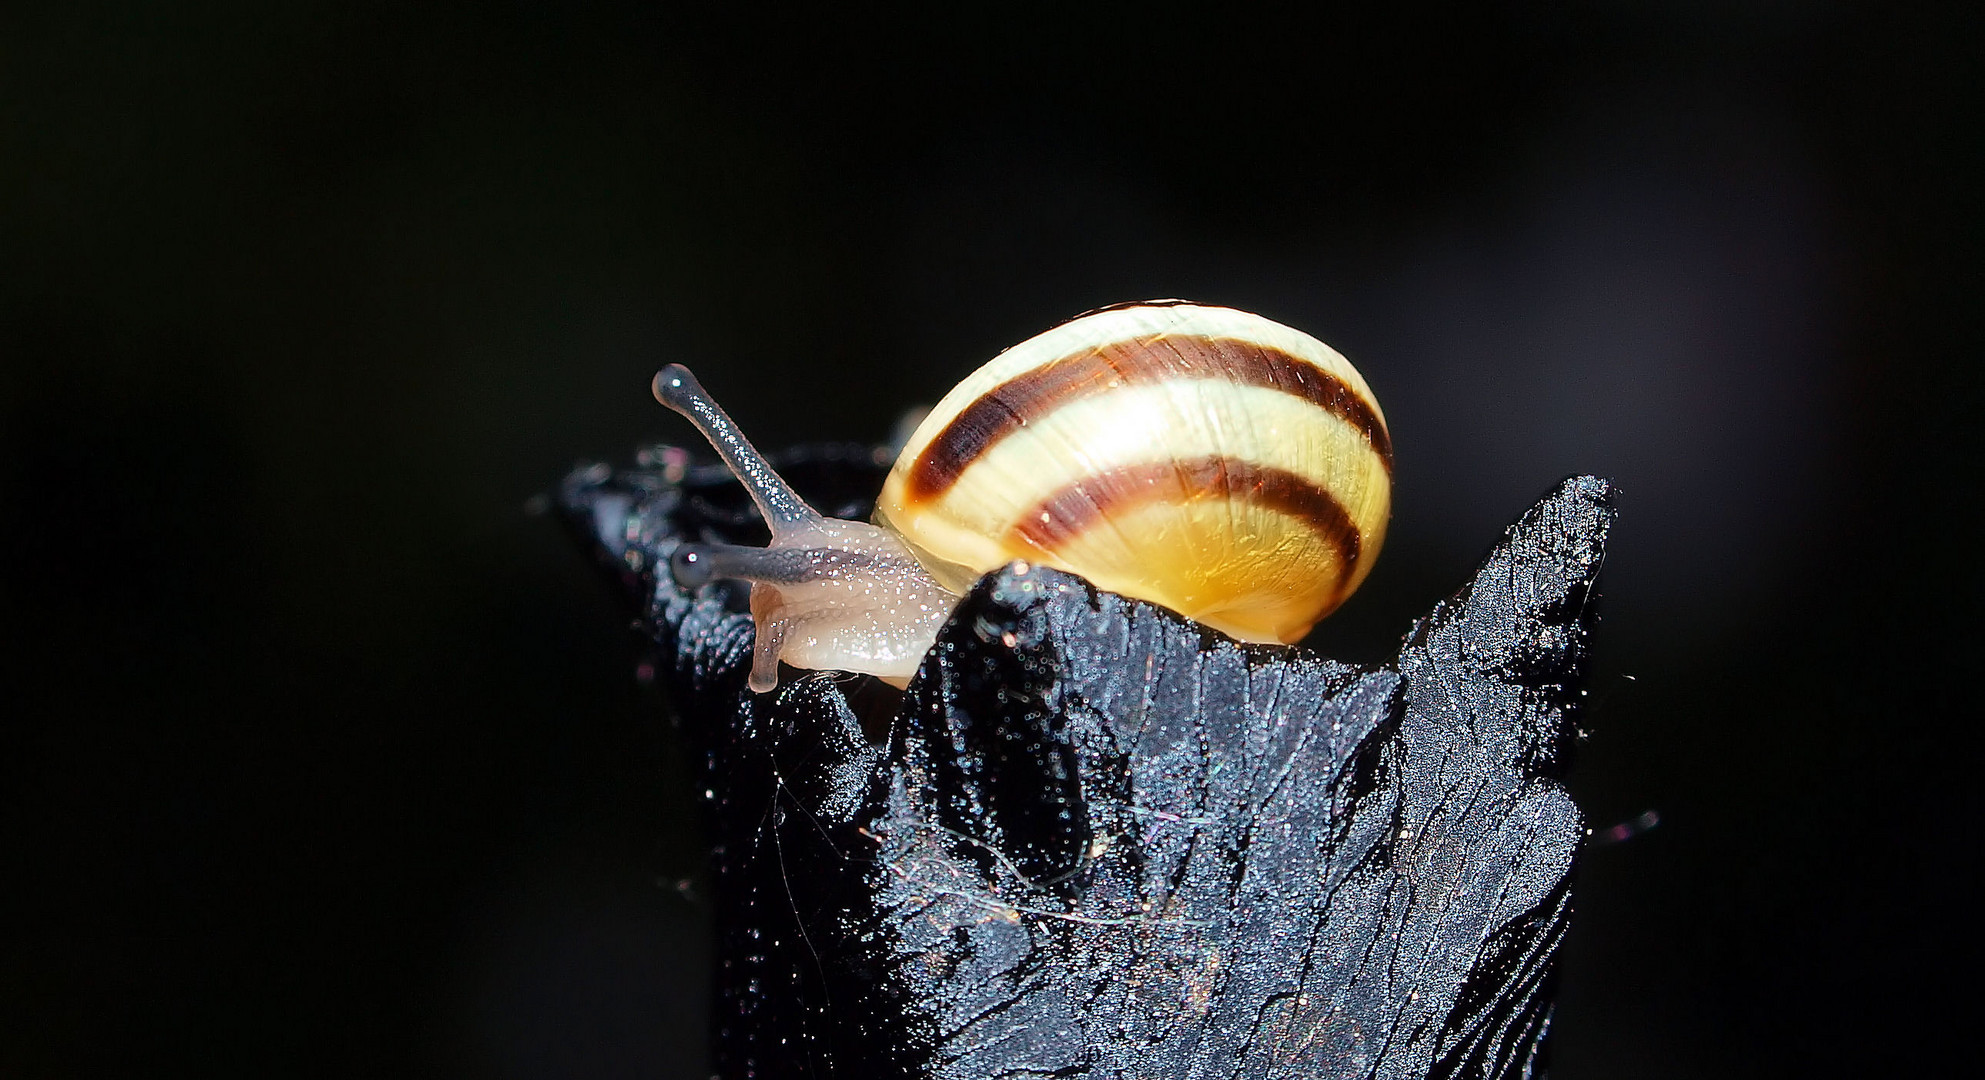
[4,3,1977,1077]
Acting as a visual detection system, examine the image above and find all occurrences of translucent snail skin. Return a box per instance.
[652,301,1392,693]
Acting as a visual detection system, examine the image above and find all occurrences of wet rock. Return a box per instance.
[561,448,1614,1080]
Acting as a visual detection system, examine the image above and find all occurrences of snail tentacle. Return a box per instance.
[652,364,819,535]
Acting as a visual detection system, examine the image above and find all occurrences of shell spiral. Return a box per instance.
[875,301,1392,646]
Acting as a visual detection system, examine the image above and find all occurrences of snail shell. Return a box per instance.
[879,301,1390,646]
[653,301,1391,692]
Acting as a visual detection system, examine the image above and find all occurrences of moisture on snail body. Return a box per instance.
[652,301,1392,693]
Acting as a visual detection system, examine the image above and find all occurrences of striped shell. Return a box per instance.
[876,302,1391,646]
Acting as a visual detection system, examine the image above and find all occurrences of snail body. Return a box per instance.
[653,301,1391,693]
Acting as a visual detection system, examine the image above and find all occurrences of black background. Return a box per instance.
[4,4,1978,1077]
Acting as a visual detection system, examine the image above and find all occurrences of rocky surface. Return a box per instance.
[561,447,1614,1080]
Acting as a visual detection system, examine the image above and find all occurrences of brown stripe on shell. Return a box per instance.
[1004,456,1363,594]
[904,333,1391,503]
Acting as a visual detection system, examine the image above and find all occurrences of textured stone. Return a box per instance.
[562,447,1613,1080]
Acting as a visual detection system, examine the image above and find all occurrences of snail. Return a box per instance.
[652,300,1392,693]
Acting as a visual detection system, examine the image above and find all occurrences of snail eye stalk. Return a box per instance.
[652,365,822,536]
